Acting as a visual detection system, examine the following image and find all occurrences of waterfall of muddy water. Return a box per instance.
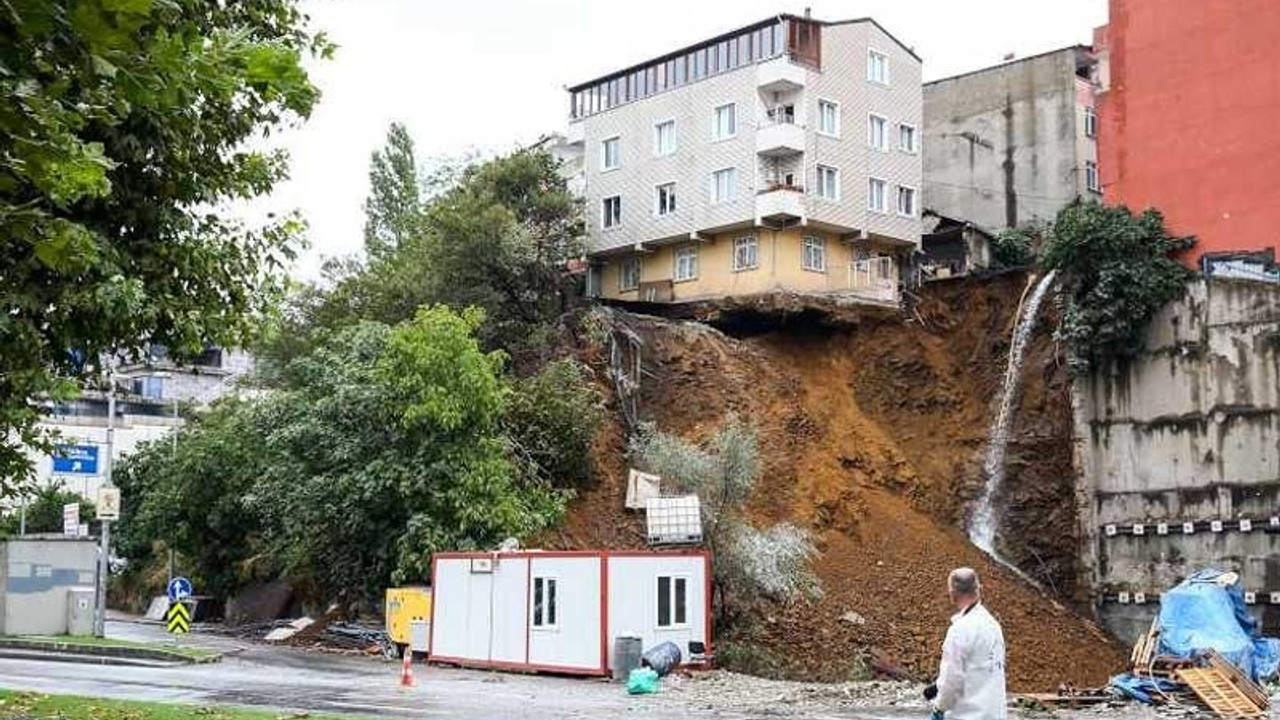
[968,270,1058,558]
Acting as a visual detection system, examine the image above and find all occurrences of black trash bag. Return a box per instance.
[640,641,682,677]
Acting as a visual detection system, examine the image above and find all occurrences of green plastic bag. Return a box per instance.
[626,667,660,695]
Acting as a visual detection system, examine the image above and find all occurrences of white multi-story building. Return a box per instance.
[565,13,922,306]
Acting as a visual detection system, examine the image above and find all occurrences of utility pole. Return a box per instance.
[94,362,116,638]
[168,395,177,584]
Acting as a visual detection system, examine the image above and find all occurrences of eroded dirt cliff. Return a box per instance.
[549,272,1124,691]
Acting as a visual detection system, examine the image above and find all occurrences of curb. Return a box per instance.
[0,648,187,668]
[0,639,220,665]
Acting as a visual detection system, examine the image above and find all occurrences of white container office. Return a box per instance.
[429,550,711,675]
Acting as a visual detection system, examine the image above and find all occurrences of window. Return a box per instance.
[657,576,688,628]
[620,257,641,291]
[868,114,888,151]
[817,99,840,136]
[899,123,918,154]
[732,235,758,271]
[1084,106,1098,138]
[816,165,839,200]
[713,103,736,140]
[132,376,164,400]
[868,49,889,85]
[711,167,736,204]
[896,185,917,216]
[601,136,620,170]
[656,182,676,216]
[868,178,887,213]
[1086,161,1100,192]
[654,120,676,156]
[602,195,622,229]
[532,577,558,628]
[674,245,698,282]
[802,236,826,272]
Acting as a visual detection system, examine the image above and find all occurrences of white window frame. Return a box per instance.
[712,102,737,141]
[601,195,622,229]
[673,245,698,282]
[816,165,840,200]
[867,49,890,85]
[711,167,736,204]
[817,98,840,138]
[532,576,559,630]
[896,184,917,217]
[600,136,621,171]
[1086,160,1100,192]
[1084,106,1098,138]
[654,119,677,156]
[732,235,758,272]
[868,114,889,151]
[898,122,918,154]
[802,235,826,272]
[655,182,676,217]
[656,575,690,629]
[619,256,642,291]
[868,177,888,214]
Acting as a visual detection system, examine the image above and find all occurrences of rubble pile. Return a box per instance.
[555,272,1129,690]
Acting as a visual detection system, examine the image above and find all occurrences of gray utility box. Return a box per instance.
[67,588,96,635]
[0,536,98,635]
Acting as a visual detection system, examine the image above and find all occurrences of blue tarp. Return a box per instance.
[1111,568,1280,703]
[1158,568,1279,682]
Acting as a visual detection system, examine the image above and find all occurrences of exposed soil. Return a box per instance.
[552,273,1126,691]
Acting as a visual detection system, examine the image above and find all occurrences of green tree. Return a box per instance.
[113,401,269,597]
[630,419,819,623]
[118,306,567,602]
[362,122,425,260]
[0,0,329,495]
[504,359,604,490]
[990,222,1041,268]
[1043,202,1195,373]
[0,485,96,536]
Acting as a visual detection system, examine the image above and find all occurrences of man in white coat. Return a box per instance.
[922,568,1007,720]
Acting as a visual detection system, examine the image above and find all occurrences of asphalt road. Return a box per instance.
[0,619,927,720]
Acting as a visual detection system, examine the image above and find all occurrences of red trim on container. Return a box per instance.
[524,557,532,665]
[429,655,606,677]
[703,551,713,654]
[428,554,439,654]
[599,554,609,674]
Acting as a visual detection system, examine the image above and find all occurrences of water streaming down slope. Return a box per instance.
[968,270,1058,557]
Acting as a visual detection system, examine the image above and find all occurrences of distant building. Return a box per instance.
[564,13,923,307]
[923,46,1100,233]
[1094,0,1280,271]
[24,347,253,501]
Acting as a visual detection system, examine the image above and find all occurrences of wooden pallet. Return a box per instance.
[1175,667,1267,718]
[1130,620,1160,673]
[1203,650,1270,711]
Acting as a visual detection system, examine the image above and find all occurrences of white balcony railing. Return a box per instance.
[755,185,806,222]
[756,119,805,156]
[849,257,899,304]
[757,56,806,93]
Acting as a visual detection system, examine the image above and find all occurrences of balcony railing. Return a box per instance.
[849,257,899,304]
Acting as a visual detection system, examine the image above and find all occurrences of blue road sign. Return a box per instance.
[167,576,193,602]
[52,445,99,475]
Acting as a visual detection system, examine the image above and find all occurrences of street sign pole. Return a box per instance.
[94,365,116,639]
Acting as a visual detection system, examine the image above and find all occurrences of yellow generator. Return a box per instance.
[385,586,432,658]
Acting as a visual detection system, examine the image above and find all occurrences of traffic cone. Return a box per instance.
[400,650,415,687]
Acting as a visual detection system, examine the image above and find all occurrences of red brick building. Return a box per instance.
[1094,0,1280,269]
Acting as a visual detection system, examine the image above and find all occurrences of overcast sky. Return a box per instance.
[266,0,1108,279]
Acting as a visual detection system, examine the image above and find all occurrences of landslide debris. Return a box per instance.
[553,273,1125,691]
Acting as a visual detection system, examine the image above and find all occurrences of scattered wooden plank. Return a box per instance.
[1175,667,1266,719]
[1203,650,1270,711]
[1130,619,1160,673]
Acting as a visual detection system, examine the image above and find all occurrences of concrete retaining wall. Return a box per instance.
[1072,277,1280,642]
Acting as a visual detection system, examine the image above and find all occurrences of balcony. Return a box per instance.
[755,184,806,224]
[757,56,806,93]
[565,119,584,146]
[757,115,805,157]
[848,257,900,305]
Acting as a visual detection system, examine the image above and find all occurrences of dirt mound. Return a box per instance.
[557,273,1126,690]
